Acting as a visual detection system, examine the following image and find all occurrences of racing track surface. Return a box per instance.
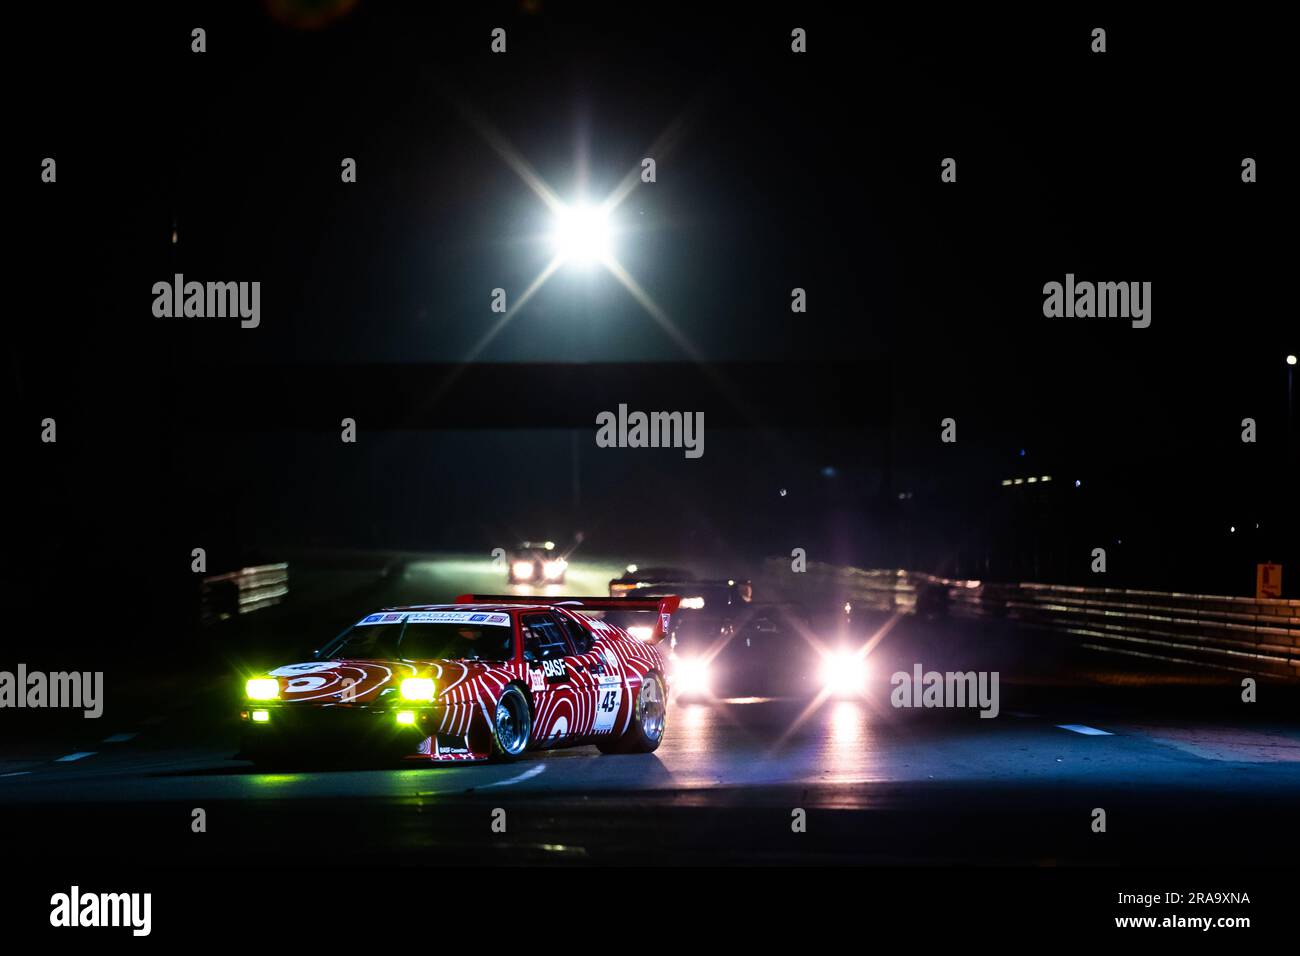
[3,552,1299,865]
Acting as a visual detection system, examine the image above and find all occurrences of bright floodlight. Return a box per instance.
[1288,354,1297,366]
[551,202,611,267]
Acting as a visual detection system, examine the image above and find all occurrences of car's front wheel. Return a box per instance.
[490,685,532,761]
[597,672,666,754]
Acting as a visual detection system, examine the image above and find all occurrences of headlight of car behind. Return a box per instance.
[821,651,869,697]
[671,656,710,696]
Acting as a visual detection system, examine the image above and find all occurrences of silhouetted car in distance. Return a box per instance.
[609,568,808,699]
[507,540,567,585]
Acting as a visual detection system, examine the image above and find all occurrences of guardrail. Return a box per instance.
[200,563,290,624]
[939,578,1300,679]
[758,559,919,613]
[758,559,1300,680]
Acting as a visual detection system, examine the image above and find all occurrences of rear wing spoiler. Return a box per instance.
[454,594,681,644]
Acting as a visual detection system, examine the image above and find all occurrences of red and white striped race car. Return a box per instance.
[239,595,678,764]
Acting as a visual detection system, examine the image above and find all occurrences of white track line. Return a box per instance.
[0,771,32,778]
[55,751,97,762]
[1056,724,1113,736]
[477,764,545,788]
[102,733,138,743]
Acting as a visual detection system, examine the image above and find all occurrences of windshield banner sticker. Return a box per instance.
[357,611,511,627]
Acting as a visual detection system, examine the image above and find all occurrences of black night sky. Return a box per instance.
[11,2,1294,623]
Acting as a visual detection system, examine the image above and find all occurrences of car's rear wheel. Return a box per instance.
[597,672,666,754]
[490,685,532,761]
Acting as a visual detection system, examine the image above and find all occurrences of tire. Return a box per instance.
[490,684,532,761]
[597,672,667,754]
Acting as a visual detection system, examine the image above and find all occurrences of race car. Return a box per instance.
[238,594,678,764]
[507,540,568,585]
[609,569,792,699]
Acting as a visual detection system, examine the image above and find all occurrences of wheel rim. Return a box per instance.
[638,675,665,742]
[495,691,529,755]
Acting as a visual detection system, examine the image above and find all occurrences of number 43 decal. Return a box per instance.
[593,683,622,733]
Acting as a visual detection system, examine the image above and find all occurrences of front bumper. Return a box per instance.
[238,703,487,761]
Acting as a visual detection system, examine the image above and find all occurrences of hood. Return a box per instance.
[261,659,496,705]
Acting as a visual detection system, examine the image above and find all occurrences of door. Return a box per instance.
[520,612,598,742]
[556,609,625,740]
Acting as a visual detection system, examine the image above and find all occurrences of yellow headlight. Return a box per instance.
[395,710,417,726]
[251,709,271,723]
[245,678,280,700]
[400,677,435,701]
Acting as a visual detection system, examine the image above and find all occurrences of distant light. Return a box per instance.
[680,596,705,610]
[1019,448,1026,457]
[1040,475,1052,482]
[550,202,612,268]
[626,564,638,574]
[1027,477,1038,483]
[1001,479,1013,486]
[843,602,852,614]
[543,541,555,550]
[821,466,838,478]
[1229,526,1236,533]
[727,579,735,586]
[1013,478,1024,485]
[1288,354,1298,366]
[1074,479,1082,488]
[779,488,787,497]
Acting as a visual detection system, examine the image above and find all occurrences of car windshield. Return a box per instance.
[326,619,514,662]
